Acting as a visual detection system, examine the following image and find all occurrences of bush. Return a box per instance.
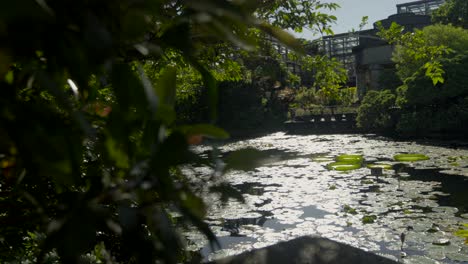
[379,23,468,137]
[397,96,468,135]
[395,55,468,136]
[357,90,397,131]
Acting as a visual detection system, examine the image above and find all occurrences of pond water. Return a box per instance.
[184,133,468,263]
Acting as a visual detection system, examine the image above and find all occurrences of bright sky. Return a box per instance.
[296,0,414,39]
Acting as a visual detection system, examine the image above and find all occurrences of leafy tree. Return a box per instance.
[256,0,339,34]
[0,0,340,263]
[388,25,468,106]
[432,0,468,28]
[377,22,453,86]
[375,23,468,136]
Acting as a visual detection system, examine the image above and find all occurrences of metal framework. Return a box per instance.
[315,0,446,79]
[317,32,359,78]
[396,0,445,15]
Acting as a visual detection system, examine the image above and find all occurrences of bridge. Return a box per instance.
[284,106,359,133]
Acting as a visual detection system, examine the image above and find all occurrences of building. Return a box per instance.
[314,0,445,96]
[397,0,446,15]
[317,33,359,82]
[353,13,432,98]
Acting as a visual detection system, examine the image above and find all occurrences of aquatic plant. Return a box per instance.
[454,223,468,244]
[336,154,364,163]
[327,161,362,171]
[326,154,364,171]
[362,215,377,224]
[394,154,430,162]
[343,205,358,215]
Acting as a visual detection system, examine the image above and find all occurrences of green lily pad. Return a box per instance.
[394,154,430,162]
[454,229,468,238]
[367,163,393,170]
[336,154,364,163]
[327,161,362,171]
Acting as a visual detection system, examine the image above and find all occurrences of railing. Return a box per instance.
[289,106,358,123]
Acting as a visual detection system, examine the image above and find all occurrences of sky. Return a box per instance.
[295,0,414,40]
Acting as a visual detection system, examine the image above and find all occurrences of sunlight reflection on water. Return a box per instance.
[186,133,468,263]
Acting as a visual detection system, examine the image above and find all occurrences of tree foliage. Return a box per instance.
[0,0,343,263]
[359,23,468,136]
[256,0,339,34]
[376,22,453,86]
[432,0,468,29]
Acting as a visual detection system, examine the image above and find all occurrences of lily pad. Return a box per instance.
[312,157,334,163]
[432,238,450,246]
[367,163,393,170]
[432,206,458,214]
[327,161,362,171]
[336,154,364,163]
[460,214,468,219]
[447,252,468,262]
[394,154,430,162]
[403,255,440,264]
[362,215,377,224]
[454,228,468,238]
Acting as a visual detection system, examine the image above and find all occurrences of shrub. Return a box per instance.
[357,90,397,131]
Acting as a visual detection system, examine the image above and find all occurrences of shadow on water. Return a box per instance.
[221,210,295,236]
[227,148,309,164]
[399,165,468,214]
[200,236,257,258]
[201,212,296,257]
[232,182,281,196]
[363,134,468,150]
[300,205,329,219]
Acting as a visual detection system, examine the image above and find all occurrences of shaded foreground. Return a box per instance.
[211,236,397,264]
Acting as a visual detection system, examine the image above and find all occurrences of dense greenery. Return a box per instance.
[433,0,468,29]
[356,90,397,131]
[0,0,342,263]
[358,20,468,137]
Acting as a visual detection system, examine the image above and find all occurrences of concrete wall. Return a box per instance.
[355,45,395,97]
[354,13,432,99]
[355,45,394,66]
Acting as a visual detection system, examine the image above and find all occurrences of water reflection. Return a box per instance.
[187,133,468,263]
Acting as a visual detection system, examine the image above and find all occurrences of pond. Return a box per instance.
[184,133,468,263]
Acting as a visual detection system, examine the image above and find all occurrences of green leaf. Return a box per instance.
[257,22,304,53]
[455,229,468,237]
[189,58,218,121]
[179,190,206,219]
[156,66,177,106]
[225,148,265,171]
[335,154,364,163]
[327,161,362,171]
[155,104,177,125]
[5,70,13,84]
[178,124,229,139]
[394,154,429,162]
[105,135,129,169]
[111,63,146,113]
